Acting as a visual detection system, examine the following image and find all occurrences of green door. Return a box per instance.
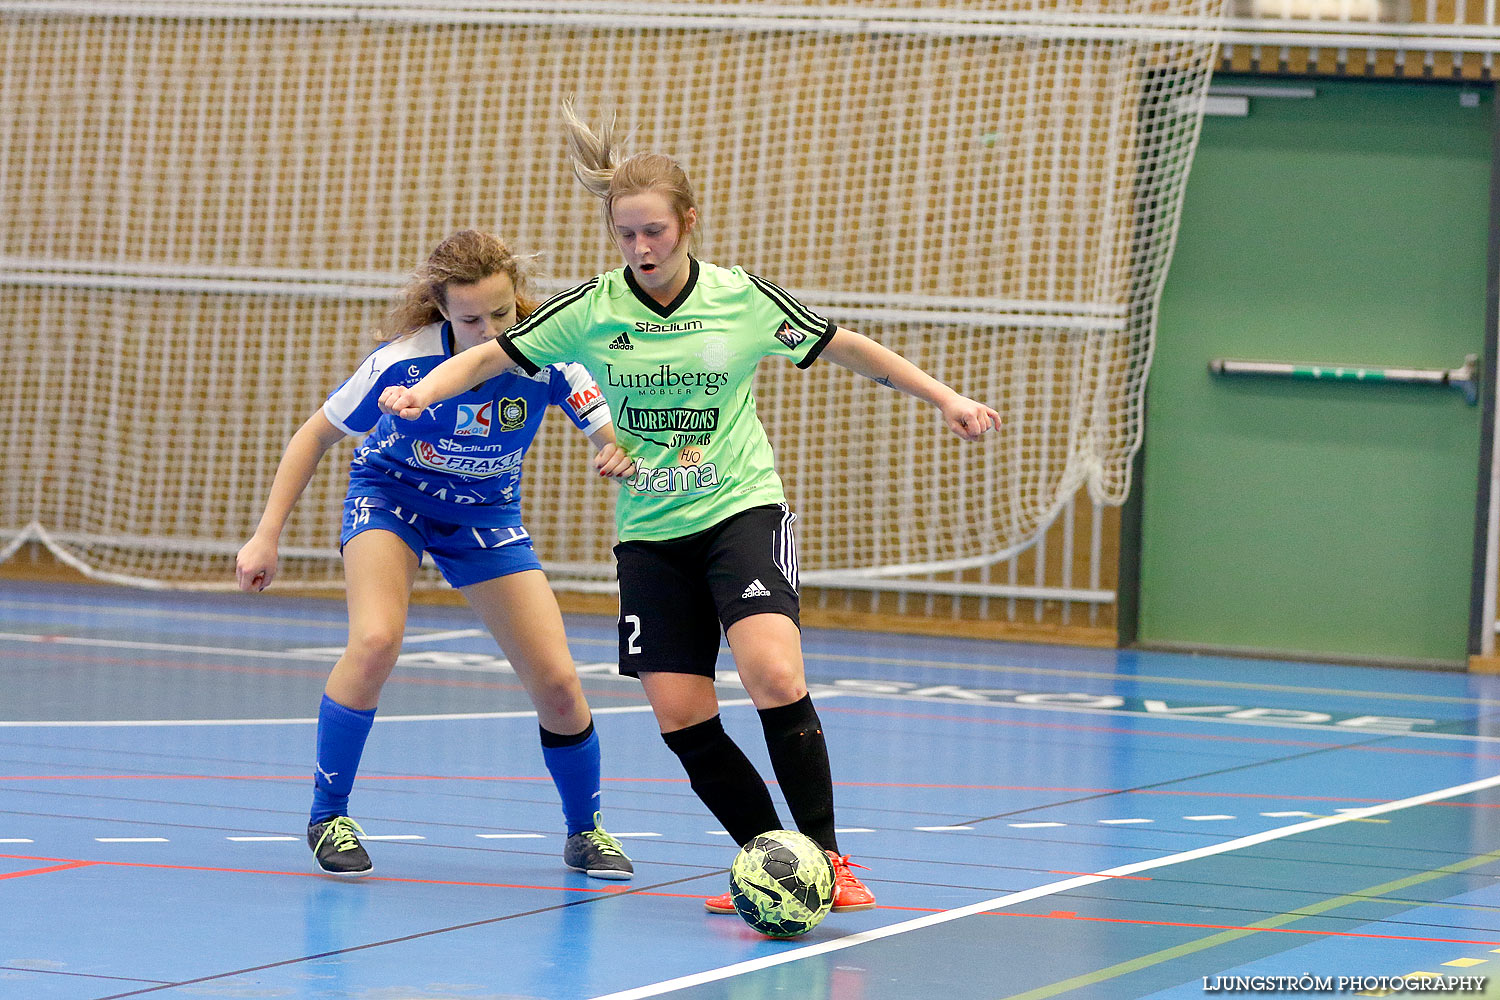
[1138,79,1491,667]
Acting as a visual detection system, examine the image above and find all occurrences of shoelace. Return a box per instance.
[828,853,868,884]
[582,826,625,857]
[320,817,365,853]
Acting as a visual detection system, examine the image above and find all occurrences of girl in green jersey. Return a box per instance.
[381,104,1000,915]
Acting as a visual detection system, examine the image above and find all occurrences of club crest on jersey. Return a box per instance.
[774,321,806,350]
[454,402,492,437]
[498,397,527,432]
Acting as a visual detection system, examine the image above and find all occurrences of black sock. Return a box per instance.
[538,719,594,747]
[662,715,781,846]
[759,694,838,854]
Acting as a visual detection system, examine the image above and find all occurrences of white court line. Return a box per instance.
[7,629,1494,744]
[477,833,546,840]
[385,628,486,644]
[586,771,1500,1000]
[227,836,298,842]
[0,698,771,728]
[7,618,1489,709]
[0,631,331,662]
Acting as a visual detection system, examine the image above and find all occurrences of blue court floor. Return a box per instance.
[6,580,1500,999]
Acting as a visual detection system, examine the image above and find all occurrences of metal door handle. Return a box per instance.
[1208,354,1478,404]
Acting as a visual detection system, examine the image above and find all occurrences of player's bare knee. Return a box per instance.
[740,661,806,707]
[344,627,402,673]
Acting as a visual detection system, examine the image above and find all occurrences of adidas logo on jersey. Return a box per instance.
[608,331,634,350]
[741,579,771,599]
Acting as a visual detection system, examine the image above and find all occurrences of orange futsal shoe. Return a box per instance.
[827,852,875,911]
[705,851,876,913]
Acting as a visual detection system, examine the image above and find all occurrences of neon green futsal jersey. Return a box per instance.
[498,259,834,542]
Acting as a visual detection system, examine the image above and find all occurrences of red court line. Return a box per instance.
[996,909,1500,946]
[3,773,1497,809]
[868,903,1500,946]
[0,773,561,782]
[0,860,97,880]
[0,851,715,899]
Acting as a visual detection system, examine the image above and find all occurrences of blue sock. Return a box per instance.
[309,694,376,825]
[540,720,601,837]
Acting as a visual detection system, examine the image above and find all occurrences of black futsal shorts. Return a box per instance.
[614,503,801,677]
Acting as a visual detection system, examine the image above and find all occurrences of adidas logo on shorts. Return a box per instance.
[608,332,634,350]
[741,578,771,599]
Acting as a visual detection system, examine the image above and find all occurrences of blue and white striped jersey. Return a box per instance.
[323,321,610,527]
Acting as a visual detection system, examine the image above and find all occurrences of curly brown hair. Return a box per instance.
[377,230,538,342]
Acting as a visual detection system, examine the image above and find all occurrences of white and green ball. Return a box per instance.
[728,830,836,938]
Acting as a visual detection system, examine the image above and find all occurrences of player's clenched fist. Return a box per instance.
[378,385,426,420]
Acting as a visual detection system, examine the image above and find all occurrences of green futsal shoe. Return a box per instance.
[563,811,634,880]
[308,815,373,877]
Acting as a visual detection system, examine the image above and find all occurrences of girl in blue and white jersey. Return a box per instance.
[236,230,636,880]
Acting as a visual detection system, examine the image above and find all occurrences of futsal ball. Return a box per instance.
[728,830,836,938]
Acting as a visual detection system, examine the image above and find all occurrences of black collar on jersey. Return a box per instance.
[625,256,699,318]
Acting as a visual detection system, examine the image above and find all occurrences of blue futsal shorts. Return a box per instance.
[339,495,541,589]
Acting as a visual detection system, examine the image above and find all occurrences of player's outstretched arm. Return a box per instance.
[820,327,1000,441]
[379,340,509,419]
[587,424,637,480]
[237,410,348,592]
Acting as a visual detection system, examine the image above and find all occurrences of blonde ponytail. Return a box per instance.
[561,97,618,201]
[560,99,702,252]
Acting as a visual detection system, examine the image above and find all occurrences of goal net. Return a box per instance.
[0,1,1223,591]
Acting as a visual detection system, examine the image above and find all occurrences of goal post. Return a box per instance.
[0,1,1225,592]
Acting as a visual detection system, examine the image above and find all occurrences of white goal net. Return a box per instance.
[0,1,1223,592]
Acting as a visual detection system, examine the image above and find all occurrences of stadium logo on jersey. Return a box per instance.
[773,321,806,350]
[411,440,523,478]
[567,384,607,422]
[454,402,493,437]
[627,461,721,496]
[617,397,719,448]
[634,319,705,333]
[608,331,634,350]
[498,397,527,432]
